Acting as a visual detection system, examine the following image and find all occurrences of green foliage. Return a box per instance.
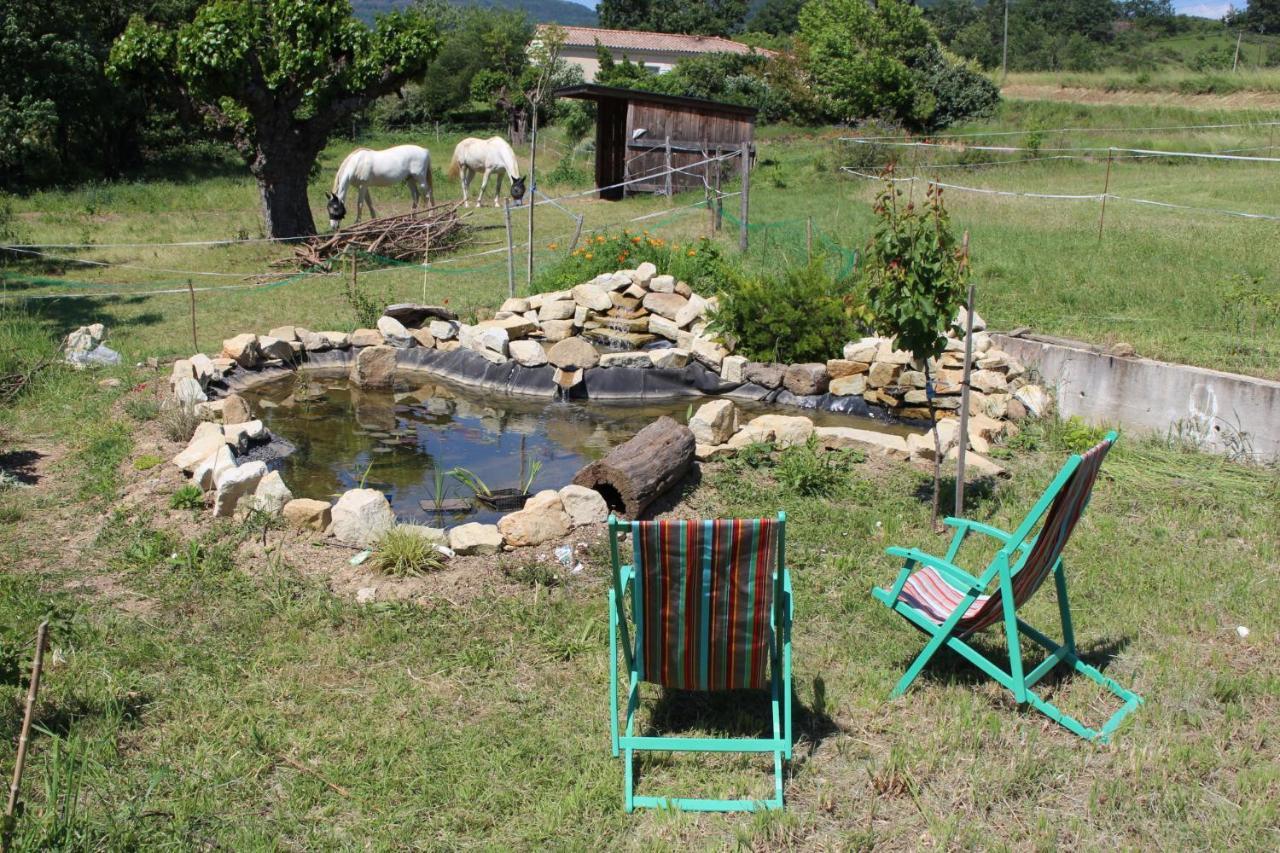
[372,526,443,577]
[449,467,493,497]
[133,453,164,471]
[530,229,725,295]
[542,155,588,187]
[557,99,594,147]
[170,483,205,510]
[1223,273,1280,337]
[124,397,161,422]
[776,436,863,497]
[863,179,968,366]
[501,560,562,588]
[159,400,203,442]
[750,0,804,36]
[709,260,866,364]
[598,0,749,36]
[1058,416,1108,453]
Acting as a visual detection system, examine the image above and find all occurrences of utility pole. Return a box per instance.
[1002,0,1010,82]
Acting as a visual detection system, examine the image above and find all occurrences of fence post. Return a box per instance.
[568,214,584,254]
[738,141,750,252]
[1097,147,1114,242]
[663,136,672,197]
[3,621,48,853]
[704,148,714,236]
[954,281,976,515]
[714,162,723,232]
[186,279,198,353]
[504,199,515,299]
[421,226,431,304]
[526,110,538,288]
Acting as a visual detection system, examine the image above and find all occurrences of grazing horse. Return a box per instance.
[448,137,525,208]
[326,144,434,228]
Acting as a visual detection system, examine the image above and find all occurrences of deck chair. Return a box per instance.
[872,431,1142,742]
[607,513,793,812]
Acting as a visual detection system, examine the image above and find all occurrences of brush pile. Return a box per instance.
[283,203,470,270]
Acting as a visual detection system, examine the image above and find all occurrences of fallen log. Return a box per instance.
[572,416,694,518]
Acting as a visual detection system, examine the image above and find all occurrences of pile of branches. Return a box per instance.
[283,203,470,270]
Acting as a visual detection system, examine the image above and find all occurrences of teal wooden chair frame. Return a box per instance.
[607,513,794,813]
[872,431,1142,742]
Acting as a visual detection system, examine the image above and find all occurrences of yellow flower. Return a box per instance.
[687,249,696,257]
[547,242,558,250]
[596,235,606,244]
[585,252,594,260]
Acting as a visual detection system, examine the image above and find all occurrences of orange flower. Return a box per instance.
[687,249,697,257]
[585,252,594,260]
[595,235,606,244]
[547,242,558,250]
[631,236,642,244]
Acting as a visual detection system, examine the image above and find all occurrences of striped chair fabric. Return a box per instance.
[633,518,780,691]
[897,438,1113,634]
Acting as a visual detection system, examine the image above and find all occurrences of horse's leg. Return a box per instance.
[493,172,505,208]
[407,178,419,212]
[363,186,377,220]
[354,185,363,223]
[460,167,471,208]
[477,168,492,208]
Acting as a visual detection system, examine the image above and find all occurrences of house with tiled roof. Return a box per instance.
[545,25,773,82]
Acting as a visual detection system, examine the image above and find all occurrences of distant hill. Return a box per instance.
[352,0,597,26]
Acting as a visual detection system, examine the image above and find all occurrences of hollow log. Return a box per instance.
[572,416,694,518]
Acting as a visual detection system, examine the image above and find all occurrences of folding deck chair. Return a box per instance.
[607,513,793,812]
[872,431,1142,742]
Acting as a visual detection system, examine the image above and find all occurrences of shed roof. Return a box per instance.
[550,25,773,58]
[553,83,758,118]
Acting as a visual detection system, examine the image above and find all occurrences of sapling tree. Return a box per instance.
[108,1,440,238]
[863,173,969,528]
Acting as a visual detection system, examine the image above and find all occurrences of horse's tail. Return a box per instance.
[447,144,464,179]
[332,148,368,195]
[423,150,435,201]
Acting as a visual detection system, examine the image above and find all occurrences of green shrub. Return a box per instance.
[530,229,725,295]
[371,526,443,577]
[776,436,863,497]
[170,484,204,510]
[542,155,588,187]
[124,397,160,422]
[709,260,868,364]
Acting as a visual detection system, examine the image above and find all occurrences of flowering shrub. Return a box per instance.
[530,229,725,294]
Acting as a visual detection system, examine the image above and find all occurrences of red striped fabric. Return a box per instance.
[635,518,778,691]
[896,439,1112,633]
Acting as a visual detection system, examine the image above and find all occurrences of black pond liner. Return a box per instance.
[474,489,532,511]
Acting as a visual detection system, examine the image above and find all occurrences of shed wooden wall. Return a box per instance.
[621,101,754,196]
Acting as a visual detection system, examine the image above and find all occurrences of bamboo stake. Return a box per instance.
[1097,147,1113,242]
[954,281,977,516]
[3,622,49,853]
[186,279,198,353]
[503,199,515,299]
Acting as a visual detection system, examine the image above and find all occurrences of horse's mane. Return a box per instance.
[492,137,521,179]
[332,148,372,194]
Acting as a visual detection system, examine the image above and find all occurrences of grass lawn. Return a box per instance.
[0,336,1277,847]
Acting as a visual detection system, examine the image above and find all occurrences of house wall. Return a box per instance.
[561,45,692,82]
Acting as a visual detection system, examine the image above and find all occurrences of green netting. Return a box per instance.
[721,210,859,280]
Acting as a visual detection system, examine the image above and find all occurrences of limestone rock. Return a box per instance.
[1014,384,1052,417]
[907,421,961,461]
[170,359,194,386]
[720,355,747,384]
[300,330,330,352]
[675,294,708,328]
[448,522,503,555]
[969,369,1009,394]
[215,394,248,426]
[192,444,236,491]
[468,325,509,358]
[376,316,413,348]
[553,367,583,389]
[538,299,576,322]
[648,315,681,340]
[558,484,609,527]
[826,359,868,379]
[946,446,1007,478]
[223,419,266,453]
[250,470,293,514]
[540,320,575,342]
[189,353,217,387]
[174,376,207,406]
[632,262,657,287]
[743,362,785,389]
[746,414,814,448]
[509,340,549,367]
[955,306,986,332]
[646,348,686,369]
[351,345,396,388]
[599,351,652,368]
[642,291,688,321]
[689,399,739,446]
[815,426,910,461]
[283,498,332,531]
[212,460,267,518]
[479,315,537,340]
[258,335,294,361]
[695,443,735,461]
[501,297,530,314]
[572,283,612,312]
[649,274,676,293]
[690,338,729,369]
[497,490,572,547]
[429,320,458,340]
[350,328,385,347]
[331,488,396,547]
[572,305,588,327]
[547,336,599,370]
[876,339,915,366]
[867,361,901,389]
[783,363,830,396]
[411,328,436,348]
[319,331,351,349]
[268,326,300,342]
[173,421,226,472]
[222,334,261,369]
[843,337,880,364]
[829,374,866,397]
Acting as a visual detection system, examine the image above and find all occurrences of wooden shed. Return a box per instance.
[553,84,756,200]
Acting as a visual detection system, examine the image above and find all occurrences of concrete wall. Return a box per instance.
[994,333,1280,462]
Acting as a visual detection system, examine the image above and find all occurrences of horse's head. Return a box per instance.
[510,176,527,205]
[325,192,346,229]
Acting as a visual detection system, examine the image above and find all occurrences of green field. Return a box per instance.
[1,97,1279,848]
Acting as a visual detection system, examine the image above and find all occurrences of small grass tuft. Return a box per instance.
[776,436,863,497]
[169,484,204,510]
[501,560,562,588]
[159,401,203,442]
[124,397,161,422]
[132,453,163,471]
[371,526,443,577]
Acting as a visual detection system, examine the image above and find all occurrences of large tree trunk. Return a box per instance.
[572,417,694,518]
[257,163,317,239]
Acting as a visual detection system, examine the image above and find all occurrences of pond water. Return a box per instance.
[243,375,911,528]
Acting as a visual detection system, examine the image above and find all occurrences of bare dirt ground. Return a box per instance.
[1002,83,1280,111]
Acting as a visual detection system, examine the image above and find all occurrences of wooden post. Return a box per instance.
[954,282,976,515]
[421,226,431,304]
[1097,147,1113,242]
[704,148,714,236]
[503,199,515,299]
[806,217,814,264]
[3,622,49,853]
[713,161,723,231]
[738,141,750,253]
[526,110,538,288]
[1232,31,1242,72]
[663,136,672,197]
[568,214,584,254]
[186,279,198,353]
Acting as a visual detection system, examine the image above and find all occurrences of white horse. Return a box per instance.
[448,137,525,208]
[326,144,434,228]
